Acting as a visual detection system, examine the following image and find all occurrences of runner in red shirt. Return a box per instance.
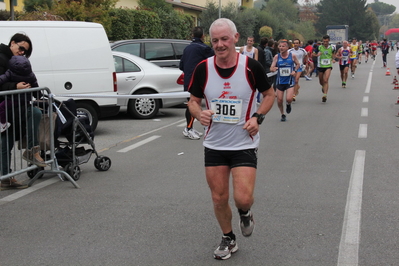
[304,40,314,80]
[370,40,378,60]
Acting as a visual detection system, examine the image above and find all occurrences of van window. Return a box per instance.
[174,43,189,59]
[145,43,174,60]
[113,43,140,57]
[113,56,141,72]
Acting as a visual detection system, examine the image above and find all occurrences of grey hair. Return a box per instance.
[209,18,237,39]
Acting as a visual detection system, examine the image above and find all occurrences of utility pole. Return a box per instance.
[219,0,221,18]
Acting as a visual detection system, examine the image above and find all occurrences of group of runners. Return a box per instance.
[268,36,391,121]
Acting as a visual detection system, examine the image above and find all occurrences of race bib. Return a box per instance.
[321,59,331,65]
[211,98,242,124]
[279,67,291,76]
[342,56,348,61]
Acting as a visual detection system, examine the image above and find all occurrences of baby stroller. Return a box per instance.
[53,98,111,180]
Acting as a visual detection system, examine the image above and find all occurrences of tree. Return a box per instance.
[266,0,299,22]
[259,25,273,38]
[23,0,53,12]
[235,7,257,45]
[368,2,396,16]
[315,0,370,40]
[199,1,240,36]
[387,13,399,39]
[364,8,380,40]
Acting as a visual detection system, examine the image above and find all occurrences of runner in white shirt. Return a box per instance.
[239,36,258,60]
[288,38,308,101]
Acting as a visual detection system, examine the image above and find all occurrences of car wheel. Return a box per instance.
[127,90,160,119]
[76,102,98,131]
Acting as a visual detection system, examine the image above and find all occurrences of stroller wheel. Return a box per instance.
[27,166,44,179]
[94,156,111,171]
[65,163,81,181]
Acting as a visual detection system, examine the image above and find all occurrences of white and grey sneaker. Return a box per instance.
[182,128,200,140]
[191,128,203,137]
[213,236,238,260]
[239,210,255,237]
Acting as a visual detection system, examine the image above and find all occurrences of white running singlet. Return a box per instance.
[288,47,307,68]
[203,54,259,150]
[242,46,256,58]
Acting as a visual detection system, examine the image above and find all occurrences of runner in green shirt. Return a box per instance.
[313,35,336,102]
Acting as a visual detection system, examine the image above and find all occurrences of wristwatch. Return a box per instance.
[252,113,265,125]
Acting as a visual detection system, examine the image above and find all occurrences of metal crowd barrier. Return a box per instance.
[0,87,80,188]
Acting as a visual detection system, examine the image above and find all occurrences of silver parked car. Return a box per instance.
[113,51,185,119]
[110,39,190,68]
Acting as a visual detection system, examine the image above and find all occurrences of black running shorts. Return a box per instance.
[204,147,258,168]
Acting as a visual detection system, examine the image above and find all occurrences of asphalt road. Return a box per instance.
[1,52,399,266]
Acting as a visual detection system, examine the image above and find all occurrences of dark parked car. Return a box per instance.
[110,39,191,68]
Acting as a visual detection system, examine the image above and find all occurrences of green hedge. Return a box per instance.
[109,8,162,41]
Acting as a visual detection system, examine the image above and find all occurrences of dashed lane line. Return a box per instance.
[117,135,161,153]
[337,150,366,266]
[358,124,368,138]
[361,108,368,117]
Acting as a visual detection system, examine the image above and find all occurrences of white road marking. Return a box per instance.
[358,124,367,138]
[365,70,373,94]
[363,96,369,103]
[337,150,366,266]
[117,135,161,153]
[0,178,59,206]
[361,108,368,117]
[177,122,186,127]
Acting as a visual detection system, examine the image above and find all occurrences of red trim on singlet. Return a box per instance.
[213,53,240,79]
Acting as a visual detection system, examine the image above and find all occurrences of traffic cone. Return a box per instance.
[393,76,398,84]
[397,96,399,104]
[386,68,391,76]
[394,81,399,90]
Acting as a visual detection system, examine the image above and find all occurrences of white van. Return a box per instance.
[0,21,119,131]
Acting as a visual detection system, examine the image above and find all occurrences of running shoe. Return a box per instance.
[281,114,286,122]
[322,95,327,103]
[286,104,292,114]
[239,210,255,237]
[213,236,238,260]
[304,75,312,81]
[191,128,203,137]
[351,74,355,79]
[0,122,10,132]
[182,128,200,140]
[292,95,296,102]
[343,82,346,88]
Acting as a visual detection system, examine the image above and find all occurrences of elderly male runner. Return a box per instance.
[188,18,275,260]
